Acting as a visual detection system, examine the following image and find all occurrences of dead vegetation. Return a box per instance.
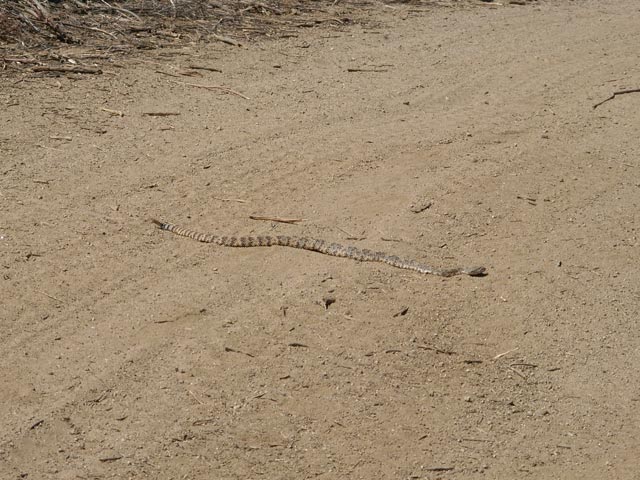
[0,0,384,73]
[0,0,507,73]
[1,0,361,52]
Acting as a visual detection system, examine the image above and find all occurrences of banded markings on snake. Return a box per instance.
[151,219,486,278]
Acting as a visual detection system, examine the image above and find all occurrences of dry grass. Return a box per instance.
[0,0,366,50]
[0,0,469,72]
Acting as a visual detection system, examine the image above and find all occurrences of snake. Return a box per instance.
[151,219,486,278]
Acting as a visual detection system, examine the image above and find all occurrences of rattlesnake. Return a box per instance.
[151,219,486,278]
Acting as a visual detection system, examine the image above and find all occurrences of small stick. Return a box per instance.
[212,33,243,47]
[224,346,255,357]
[336,226,365,240]
[249,215,304,224]
[33,65,102,74]
[155,70,182,78]
[494,347,518,360]
[60,22,117,38]
[593,88,640,109]
[347,68,388,73]
[38,290,66,304]
[188,65,222,73]
[417,345,456,355]
[142,112,181,116]
[213,196,248,203]
[98,0,141,20]
[30,419,45,429]
[168,80,249,100]
[176,69,202,77]
[507,366,528,380]
[188,390,205,405]
[424,467,454,472]
[2,57,40,64]
[101,107,124,117]
[516,195,537,205]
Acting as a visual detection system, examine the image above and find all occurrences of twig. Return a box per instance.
[98,0,141,21]
[224,346,255,357]
[1,57,40,64]
[417,345,456,355]
[393,306,409,317]
[424,467,454,472]
[188,65,222,73]
[212,33,243,47]
[30,419,45,429]
[142,112,181,116]
[32,65,102,74]
[249,215,304,224]
[155,69,182,78]
[347,68,388,73]
[213,196,248,203]
[188,390,205,405]
[37,290,66,304]
[507,366,528,380]
[168,80,249,100]
[516,195,537,205]
[176,69,202,77]
[494,347,518,360]
[60,22,117,38]
[101,107,124,117]
[336,226,365,240]
[593,88,640,109]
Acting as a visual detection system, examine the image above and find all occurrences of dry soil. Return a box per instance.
[1,1,639,479]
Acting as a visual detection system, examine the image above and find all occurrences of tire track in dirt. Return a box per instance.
[2,1,640,478]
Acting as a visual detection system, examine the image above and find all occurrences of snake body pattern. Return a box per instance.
[152,219,486,277]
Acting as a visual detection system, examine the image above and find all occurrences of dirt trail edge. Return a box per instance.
[1,1,639,479]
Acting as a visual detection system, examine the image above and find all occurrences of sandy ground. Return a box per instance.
[1,1,639,478]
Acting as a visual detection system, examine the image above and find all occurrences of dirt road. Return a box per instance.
[2,1,639,478]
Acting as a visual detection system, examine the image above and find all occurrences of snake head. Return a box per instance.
[462,266,487,277]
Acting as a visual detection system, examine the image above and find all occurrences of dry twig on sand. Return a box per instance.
[168,79,249,100]
[142,111,181,116]
[593,88,640,109]
[347,67,388,73]
[33,65,102,74]
[212,33,243,47]
[2,57,40,64]
[249,215,304,224]
[100,107,124,116]
[213,197,248,203]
